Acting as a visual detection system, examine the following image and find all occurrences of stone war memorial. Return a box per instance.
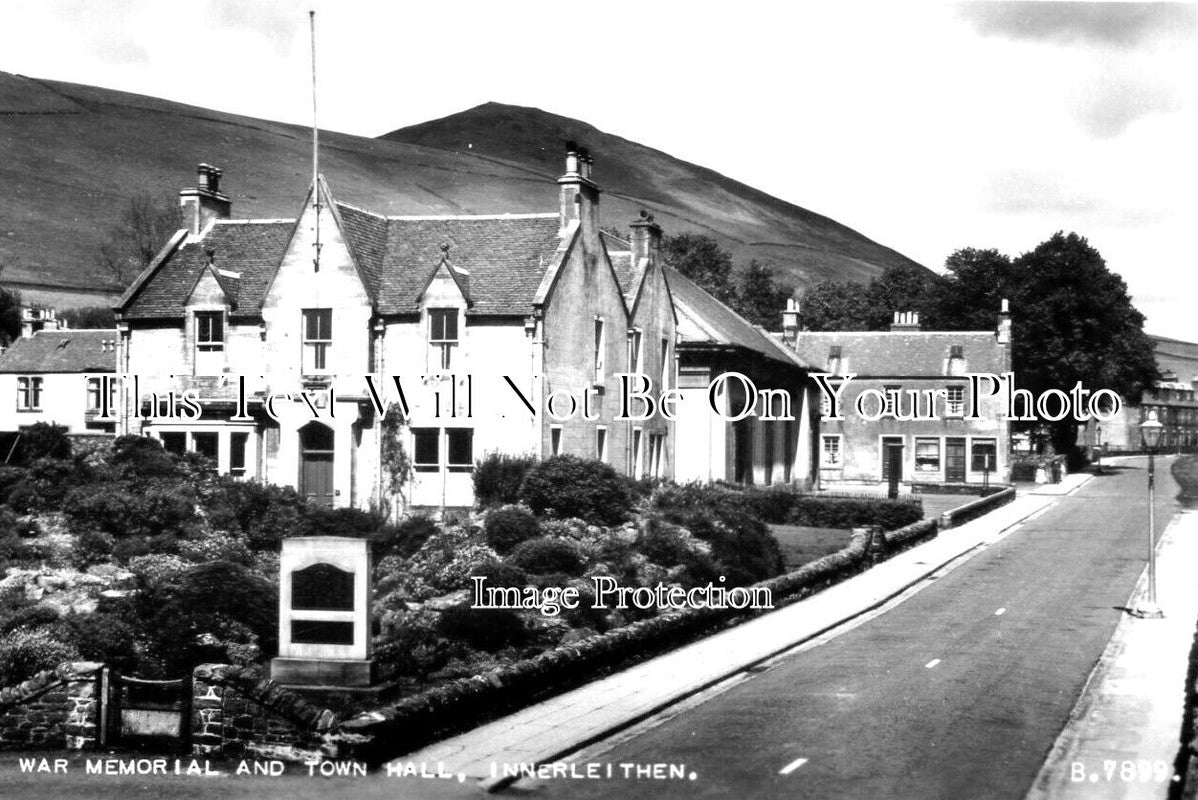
[270,537,374,687]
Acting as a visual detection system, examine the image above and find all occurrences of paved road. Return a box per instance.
[527,459,1182,800]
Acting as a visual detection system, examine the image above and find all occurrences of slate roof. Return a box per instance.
[0,330,117,373]
[118,187,564,318]
[792,329,1005,377]
[666,267,809,369]
[122,221,296,318]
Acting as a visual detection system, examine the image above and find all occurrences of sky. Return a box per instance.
[2,0,1196,340]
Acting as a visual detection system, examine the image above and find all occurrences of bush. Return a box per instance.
[0,602,61,636]
[177,531,251,565]
[63,482,197,539]
[741,485,803,524]
[0,466,28,502]
[57,609,139,673]
[437,602,527,651]
[109,435,178,479]
[4,483,41,515]
[635,522,692,568]
[113,536,152,563]
[372,516,437,560]
[205,478,307,551]
[518,456,632,525]
[72,530,116,569]
[484,505,540,554]
[472,561,529,589]
[786,496,922,530]
[304,506,384,538]
[473,453,536,508]
[507,536,587,576]
[24,458,87,509]
[0,529,30,562]
[0,628,80,685]
[13,422,71,465]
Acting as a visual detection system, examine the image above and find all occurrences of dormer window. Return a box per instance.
[302,309,333,373]
[196,311,224,352]
[429,309,459,370]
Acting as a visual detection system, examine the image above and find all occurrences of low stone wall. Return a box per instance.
[0,662,103,749]
[939,486,1016,529]
[191,664,339,761]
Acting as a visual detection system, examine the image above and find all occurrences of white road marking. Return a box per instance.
[995,607,1006,616]
[779,757,808,775]
[926,659,941,669]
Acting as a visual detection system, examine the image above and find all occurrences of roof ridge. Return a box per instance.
[212,218,297,225]
[333,200,388,221]
[387,212,558,221]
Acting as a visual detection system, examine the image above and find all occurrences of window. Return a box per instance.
[593,318,606,384]
[413,428,439,472]
[195,311,224,352]
[447,428,473,472]
[302,309,333,372]
[192,432,219,462]
[971,439,997,472]
[915,438,941,473]
[230,432,249,477]
[429,309,458,370]
[86,377,115,414]
[160,432,186,455]
[550,426,563,456]
[16,377,42,411]
[820,434,842,468]
[945,385,965,417]
[647,433,665,479]
[596,426,608,463]
[629,329,643,375]
[660,338,670,391]
[883,384,900,416]
[631,428,643,479]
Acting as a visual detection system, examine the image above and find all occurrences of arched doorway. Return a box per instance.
[299,422,335,506]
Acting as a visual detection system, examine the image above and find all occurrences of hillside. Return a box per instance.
[0,71,924,306]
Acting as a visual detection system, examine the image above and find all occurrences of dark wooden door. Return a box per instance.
[946,437,967,482]
[881,437,904,481]
[299,423,335,506]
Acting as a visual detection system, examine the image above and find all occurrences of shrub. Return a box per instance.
[205,478,307,551]
[0,602,61,636]
[304,506,384,538]
[72,530,116,569]
[507,536,587,576]
[518,455,632,525]
[372,515,437,559]
[472,561,529,589]
[0,466,28,502]
[437,602,527,651]
[374,612,459,678]
[14,422,71,465]
[0,529,30,562]
[4,483,41,515]
[786,496,922,530]
[25,458,87,509]
[14,517,39,538]
[109,435,178,479]
[473,453,536,508]
[56,610,139,673]
[0,628,80,685]
[177,531,251,565]
[484,505,540,554]
[63,483,197,539]
[635,522,692,568]
[742,485,803,524]
[112,536,151,563]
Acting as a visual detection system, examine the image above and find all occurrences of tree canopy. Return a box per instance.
[96,194,183,289]
[662,233,796,329]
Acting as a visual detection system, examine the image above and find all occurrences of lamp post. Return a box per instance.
[1131,410,1164,619]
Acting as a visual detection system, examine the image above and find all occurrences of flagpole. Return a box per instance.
[310,9,321,272]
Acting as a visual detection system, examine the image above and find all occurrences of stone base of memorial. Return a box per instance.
[270,536,374,688]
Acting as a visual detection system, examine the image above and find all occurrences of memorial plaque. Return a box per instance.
[291,563,355,611]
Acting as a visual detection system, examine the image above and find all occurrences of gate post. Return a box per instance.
[63,662,104,750]
[191,665,226,756]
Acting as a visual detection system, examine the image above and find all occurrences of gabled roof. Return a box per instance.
[120,220,295,319]
[117,180,565,319]
[0,330,117,373]
[792,329,1005,377]
[666,267,809,369]
[1152,334,1198,384]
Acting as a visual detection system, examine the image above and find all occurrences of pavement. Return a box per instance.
[1029,484,1198,799]
[392,471,1095,791]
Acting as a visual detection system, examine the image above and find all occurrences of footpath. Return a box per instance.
[1029,472,1198,799]
[393,474,1092,789]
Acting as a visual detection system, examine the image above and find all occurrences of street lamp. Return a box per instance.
[1130,410,1164,619]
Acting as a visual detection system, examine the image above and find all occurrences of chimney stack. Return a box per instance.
[180,163,232,237]
[558,142,600,237]
[890,311,921,332]
[997,298,1012,345]
[782,297,800,347]
[629,209,662,267]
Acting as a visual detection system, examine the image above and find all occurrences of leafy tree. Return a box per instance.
[736,260,795,329]
[59,306,116,329]
[663,233,737,305]
[0,286,21,346]
[865,264,944,329]
[96,194,183,289]
[798,279,873,331]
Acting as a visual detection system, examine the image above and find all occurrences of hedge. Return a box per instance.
[786,496,923,531]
